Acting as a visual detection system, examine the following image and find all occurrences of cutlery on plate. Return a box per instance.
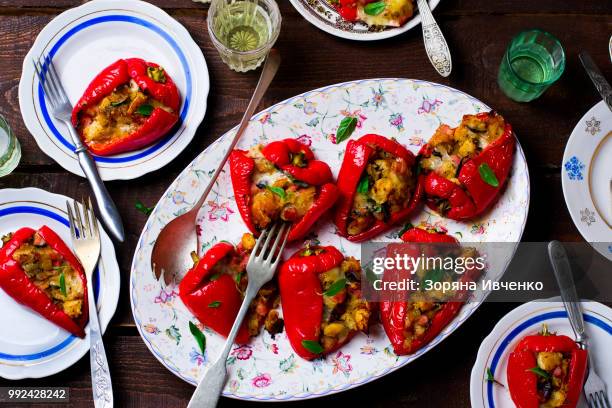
[151,49,281,284]
[548,241,611,408]
[187,222,290,408]
[67,198,113,408]
[579,51,612,112]
[33,56,125,242]
[416,0,452,77]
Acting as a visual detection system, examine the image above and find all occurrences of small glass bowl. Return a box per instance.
[207,0,281,72]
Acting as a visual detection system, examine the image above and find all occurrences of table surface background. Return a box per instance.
[0,0,610,406]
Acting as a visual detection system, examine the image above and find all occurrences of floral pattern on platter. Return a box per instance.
[130,79,530,401]
[585,116,601,135]
[564,156,586,181]
[580,208,596,226]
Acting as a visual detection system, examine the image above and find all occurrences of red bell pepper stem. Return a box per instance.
[278,246,345,360]
[229,139,338,242]
[421,112,515,220]
[335,134,423,242]
[0,226,88,338]
[179,242,250,344]
[507,333,588,408]
[71,58,180,156]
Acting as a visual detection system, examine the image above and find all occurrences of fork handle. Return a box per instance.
[548,241,588,346]
[65,123,125,242]
[187,282,262,408]
[87,278,114,408]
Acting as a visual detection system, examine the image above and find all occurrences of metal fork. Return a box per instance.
[34,55,124,242]
[67,198,113,408]
[548,241,611,408]
[187,222,290,408]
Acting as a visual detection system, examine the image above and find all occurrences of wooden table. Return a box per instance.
[0,0,610,406]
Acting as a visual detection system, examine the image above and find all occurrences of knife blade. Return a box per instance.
[579,51,612,112]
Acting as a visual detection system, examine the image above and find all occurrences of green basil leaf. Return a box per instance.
[364,1,386,16]
[335,116,358,144]
[266,185,286,199]
[208,301,222,308]
[528,366,551,380]
[110,96,128,107]
[59,272,67,297]
[208,272,221,281]
[478,163,499,187]
[136,104,154,116]
[234,271,244,286]
[324,278,347,297]
[486,367,505,387]
[189,321,206,355]
[423,268,445,285]
[135,199,154,216]
[301,340,324,354]
[357,176,369,194]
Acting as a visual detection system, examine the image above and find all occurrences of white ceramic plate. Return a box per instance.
[470,300,612,408]
[130,78,530,401]
[18,0,209,181]
[0,188,120,379]
[562,101,612,261]
[288,0,440,41]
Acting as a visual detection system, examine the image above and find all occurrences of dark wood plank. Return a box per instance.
[1,10,609,168]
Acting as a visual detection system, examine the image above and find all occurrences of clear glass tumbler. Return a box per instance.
[498,29,565,102]
[0,114,20,177]
[207,0,281,72]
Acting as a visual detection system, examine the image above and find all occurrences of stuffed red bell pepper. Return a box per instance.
[229,138,338,242]
[507,325,588,408]
[278,245,373,360]
[179,233,282,344]
[418,111,515,220]
[380,227,481,355]
[0,226,88,338]
[71,58,180,156]
[334,134,423,242]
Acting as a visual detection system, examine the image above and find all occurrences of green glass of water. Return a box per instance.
[0,114,20,177]
[498,29,565,102]
[207,0,281,72]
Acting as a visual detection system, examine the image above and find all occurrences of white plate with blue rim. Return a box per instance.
[561,101,612,261]
[18,0,209,181]
[0,188,120,379]
[470,299,612,408]
[288,0,440,41]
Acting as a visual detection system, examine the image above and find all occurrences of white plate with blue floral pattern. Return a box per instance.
[562,101,612,261]
[130,78,530,401]
[0,188,120,379]
[18,0,209,181]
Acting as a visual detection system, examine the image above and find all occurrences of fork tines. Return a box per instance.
[33,54,70,109]
[249,222,290,266]
[66,197,100,240]
[589,391,611,408]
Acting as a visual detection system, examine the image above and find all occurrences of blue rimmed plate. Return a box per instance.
[18,0,209,180]
[0,188,120,379]
[470,299,612,407]
[562,101,612,261]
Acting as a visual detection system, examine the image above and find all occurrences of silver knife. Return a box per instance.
[547,241,588,347]
[579,51,612,112]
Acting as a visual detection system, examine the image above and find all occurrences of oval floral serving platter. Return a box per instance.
[19,0,209,181]
[288,0,441,41]
[130,78,530,401]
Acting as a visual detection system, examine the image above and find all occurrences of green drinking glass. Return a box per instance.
[498,29,565,102]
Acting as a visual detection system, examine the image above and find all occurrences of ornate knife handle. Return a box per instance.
[417,0,452,77]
